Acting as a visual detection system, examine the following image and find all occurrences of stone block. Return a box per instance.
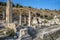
[36,26,60,40]
[6,23,16,33]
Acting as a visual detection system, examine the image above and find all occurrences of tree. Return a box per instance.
[45,9,49,10]
[36,13,40,17]
[46,16,53,20]
[16,4,20,7]
[59,9,60,11]
[15,4,23,8]
[0,2,2,5]
[28,6,32,8]
[3,2,6,6]
[0,2,6,6]
[54,9,56,11]
[12,3,15,7]
[19,4,23,8]
[40,8,43,10]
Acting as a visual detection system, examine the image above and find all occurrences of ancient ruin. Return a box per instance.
[0,0,60,40]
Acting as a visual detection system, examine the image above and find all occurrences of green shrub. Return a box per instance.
[45,16,53,20]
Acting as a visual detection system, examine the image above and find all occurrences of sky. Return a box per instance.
[0,0,60,10]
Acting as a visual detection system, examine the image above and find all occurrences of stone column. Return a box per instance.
[18,28,28,40]
[19,11,21,25]
[3,11,5,20]
[5,0,16,32]
[6,0,12,23]
[24,16,26,24]
[28,11,31,26]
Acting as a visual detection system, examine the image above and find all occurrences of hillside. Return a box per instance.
[0,2,60,20]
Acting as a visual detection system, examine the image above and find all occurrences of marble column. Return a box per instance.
[6,0,16,32]
[6,0,12,23]
[19,11,21,25]
[19,28,27,40]
[28,11,31,26]
[3,11,5,20]
[24,16,26,24]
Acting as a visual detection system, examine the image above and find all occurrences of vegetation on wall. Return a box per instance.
[45,16,53,20]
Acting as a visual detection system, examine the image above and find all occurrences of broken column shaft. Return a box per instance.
[19,10,22,25]
[6,0,12,23]
[28,11,31,26]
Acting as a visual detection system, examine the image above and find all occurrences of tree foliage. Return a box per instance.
[0,2,23,8]
[28,6,32,8]
[0,2,6,6]
[15,4,23,8]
